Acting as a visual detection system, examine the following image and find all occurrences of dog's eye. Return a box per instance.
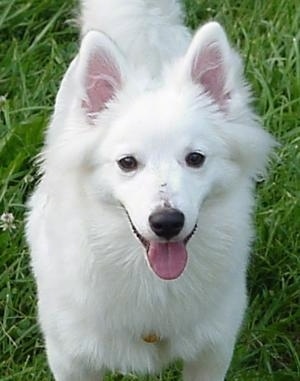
[185,152,206,168]
[118,156,138,172]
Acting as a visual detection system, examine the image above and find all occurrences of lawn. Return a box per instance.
[0,0,299,380]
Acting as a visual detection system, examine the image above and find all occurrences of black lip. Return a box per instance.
[183,223,198,244]
[129,218,150,250]
[123,207,197,250]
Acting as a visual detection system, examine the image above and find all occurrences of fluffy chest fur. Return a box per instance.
[28,177,249,374]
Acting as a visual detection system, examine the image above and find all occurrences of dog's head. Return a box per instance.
[45,23,274,280]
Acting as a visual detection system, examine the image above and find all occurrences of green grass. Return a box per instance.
[0,0,299,380]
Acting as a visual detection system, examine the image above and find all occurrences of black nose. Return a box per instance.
[149,208,185,240]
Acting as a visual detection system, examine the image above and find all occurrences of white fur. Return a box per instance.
[26,1,274,380]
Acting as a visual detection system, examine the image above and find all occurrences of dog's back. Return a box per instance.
[80,0,190,75]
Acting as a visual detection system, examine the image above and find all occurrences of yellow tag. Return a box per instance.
[142,333,160,343]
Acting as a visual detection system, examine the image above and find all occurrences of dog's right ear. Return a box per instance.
[75,31,126,122]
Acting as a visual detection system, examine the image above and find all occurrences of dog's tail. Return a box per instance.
[80,0,190,73]
[80,0,186,36]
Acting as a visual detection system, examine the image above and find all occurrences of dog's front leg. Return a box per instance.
[182,345,233,381]
[46,339,103,381]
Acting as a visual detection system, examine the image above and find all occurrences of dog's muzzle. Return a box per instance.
[123,207,197,280]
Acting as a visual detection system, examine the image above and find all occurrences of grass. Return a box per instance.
[0,0,299,380]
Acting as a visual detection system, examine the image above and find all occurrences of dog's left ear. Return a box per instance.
[182,22,241,110]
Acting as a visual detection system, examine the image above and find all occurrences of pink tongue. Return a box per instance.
[147,241,187,280]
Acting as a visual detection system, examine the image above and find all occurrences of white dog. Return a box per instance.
[26,1,274,380]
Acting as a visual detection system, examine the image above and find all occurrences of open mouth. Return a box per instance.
[124,209,197,280]
[130,221,197,249]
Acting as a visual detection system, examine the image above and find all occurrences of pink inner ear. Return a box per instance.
[191,43,228,107]
[82,51,121,117]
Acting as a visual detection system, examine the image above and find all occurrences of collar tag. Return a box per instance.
[142,333,160,344]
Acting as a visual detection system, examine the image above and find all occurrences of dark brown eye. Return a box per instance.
[185,152,206,168]
[118,156,138,172]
